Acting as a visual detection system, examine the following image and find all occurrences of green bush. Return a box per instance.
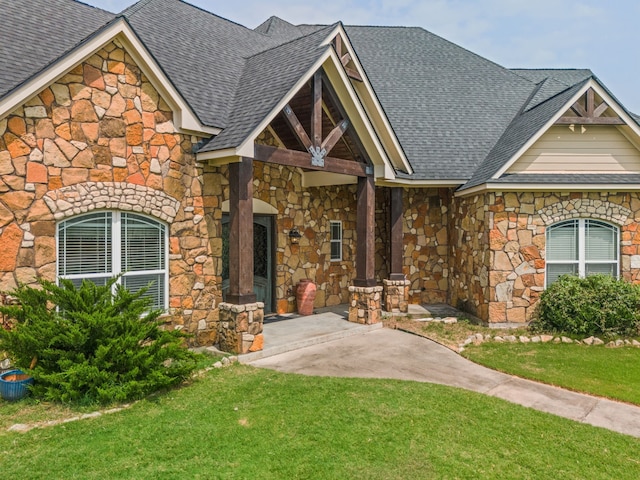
[531,274,640,337]
[0,278,197,404]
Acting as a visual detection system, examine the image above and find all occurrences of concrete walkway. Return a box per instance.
[248,327,640,438]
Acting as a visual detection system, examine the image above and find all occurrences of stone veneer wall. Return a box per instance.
[449,193,491,320]
[209,163,358,314]
[0,40,220,345]
[451,191,640,324]
[402,188,451,304]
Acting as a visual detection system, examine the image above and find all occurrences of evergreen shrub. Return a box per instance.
[0,278,197,404]
[531,274,640,338]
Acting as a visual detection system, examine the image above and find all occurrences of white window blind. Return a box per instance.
[545,219,618,287]
[58,212,168,310]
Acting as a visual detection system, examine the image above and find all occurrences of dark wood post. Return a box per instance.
[354,175,376,287]
[389,187,405,280]
[226,157,256,304]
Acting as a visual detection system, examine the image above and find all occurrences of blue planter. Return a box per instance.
[0,369,34,401]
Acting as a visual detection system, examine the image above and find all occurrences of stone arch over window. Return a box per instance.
[538,199,630,226]
[43,182,181,223]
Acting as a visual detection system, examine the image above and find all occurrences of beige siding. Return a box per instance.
[507,125,640,173]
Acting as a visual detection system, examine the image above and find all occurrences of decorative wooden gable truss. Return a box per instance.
[253,34,372,178]
[555,87,624,126]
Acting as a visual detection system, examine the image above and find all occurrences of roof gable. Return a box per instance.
[459,78,640,193]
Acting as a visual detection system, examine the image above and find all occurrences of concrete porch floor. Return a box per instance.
[228,303,468,363]
[236,304,383,363]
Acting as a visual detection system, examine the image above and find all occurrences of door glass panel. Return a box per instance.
[254,222,268,278]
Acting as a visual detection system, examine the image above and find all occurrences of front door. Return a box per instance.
[221,214,274,313]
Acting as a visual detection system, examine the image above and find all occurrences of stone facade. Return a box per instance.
[209,162,359,314]
[348,285,383,324]
[218,302,264,354]
[4,38,640,348]
[382,279,409,312]
[450,191,640,324]
[402,188,451,304]
[0,41,220,345]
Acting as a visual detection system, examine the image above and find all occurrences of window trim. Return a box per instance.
[545,218,619,287]
[329,220,343,262]
[56,211,169,310]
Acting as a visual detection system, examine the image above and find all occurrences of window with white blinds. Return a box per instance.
[58,212,167,310]
[545,219,618,286]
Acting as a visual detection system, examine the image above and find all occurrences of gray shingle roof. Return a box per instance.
[461,81,587,191]
[0,0,114,99]
[3,2,636,189]
[198,25,335,152]
[122,0,313,129]
[510,69,593,86]
[492,173,640,184]
[343,26,538,181]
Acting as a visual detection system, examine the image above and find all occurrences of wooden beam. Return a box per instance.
[311,71,323,147]
[341,52,352,66]
[354,175,376,287]
[344,67,363,82]
[254,144,369,177]
[570,101,588,118]
[321,71,371,163]
[555,117,625,125]
[586,88,595,116]
[282,104,312,150]
[593,101,609,118]
[227,157,256,305]
[334,34,342,56]
[389,187,404,281]
[321,119,349,155]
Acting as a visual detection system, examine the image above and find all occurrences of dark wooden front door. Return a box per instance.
[222,214,274,312]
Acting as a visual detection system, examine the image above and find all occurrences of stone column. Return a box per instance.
[348,285,383,324]
[382,279,410,313]
[383,187,409,312]
[218,302,264,354]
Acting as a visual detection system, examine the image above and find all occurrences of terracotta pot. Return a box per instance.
[296,279,317,315]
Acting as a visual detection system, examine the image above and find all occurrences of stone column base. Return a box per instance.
[218,302,264,354]
[382,279,410,313]
[348,285,383,325]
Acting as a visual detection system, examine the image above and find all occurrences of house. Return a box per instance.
[2,0,639,353]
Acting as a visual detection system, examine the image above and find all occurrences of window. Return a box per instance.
[545,219,618,286]
[330,220,342,261]
[58,212,168,310]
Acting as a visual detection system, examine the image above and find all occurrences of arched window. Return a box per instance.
[545,219,619,286]
[57,212,168,310]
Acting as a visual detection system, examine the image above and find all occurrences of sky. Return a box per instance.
[84,0,640,114]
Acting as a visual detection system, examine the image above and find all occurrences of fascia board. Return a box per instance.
[321,24,412,175]
[454,181,640,197]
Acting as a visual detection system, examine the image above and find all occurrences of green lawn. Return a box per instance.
[1,365,639,479]
[463,342,640,405]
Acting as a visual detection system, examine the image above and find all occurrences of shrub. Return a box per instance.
[0,278,197,404]
[531,274,640,337]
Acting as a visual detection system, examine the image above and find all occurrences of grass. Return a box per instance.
[385,316,529,350]
[462,342,640,405]
[1,365,639,479]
